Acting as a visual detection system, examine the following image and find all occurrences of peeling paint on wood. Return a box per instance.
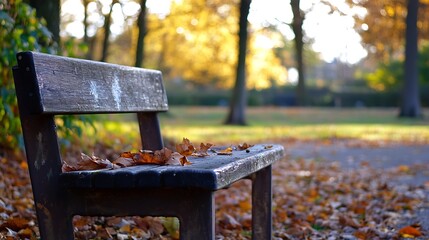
[89,81,99,103]
[112,74,121,110]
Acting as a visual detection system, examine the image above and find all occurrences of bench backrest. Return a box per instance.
[14,52,168,114]
[13,52,167,188]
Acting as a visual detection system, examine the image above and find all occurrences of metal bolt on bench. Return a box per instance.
[13,51,284,240]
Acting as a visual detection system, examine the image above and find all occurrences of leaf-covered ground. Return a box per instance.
[1,140,428,239]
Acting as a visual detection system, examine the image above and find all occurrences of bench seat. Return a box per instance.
[61,144,283,189]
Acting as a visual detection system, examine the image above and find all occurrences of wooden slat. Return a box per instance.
[60,144,284,190]
[16,52,168,114]
[162,144,284,189]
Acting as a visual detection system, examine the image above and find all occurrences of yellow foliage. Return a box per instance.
[352,0,429,62]
[248,34,287,89]
[144,0,286,89]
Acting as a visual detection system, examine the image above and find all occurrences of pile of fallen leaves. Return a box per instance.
[0,152,38,239]
[62,138,199,172]
[1,140,428,239]
[272,158,427,239]
[62,138,234,172]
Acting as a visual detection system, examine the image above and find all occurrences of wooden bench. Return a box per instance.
[13,51,284,240]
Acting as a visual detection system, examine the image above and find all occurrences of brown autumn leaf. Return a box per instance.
[175,138,195,156]
[166,152,190,166]
[237,143,253,150]
[78,153,115,171]
[18,228,35,239]
[180,155,192,166]
[193,143,213,157]
[238,200,251,211]
[112,157,134,168]
[120,151,134,159]
[153,147,173,164]
[0,217,29,231]
[165,152,182,165]
[219,213,241,230]
[62,153,115,172]
[135,216,165,236]
[73,216,92,228]
[164,147,192,166]
[134,150,165,165]
[338,214,361,228]
[133,150,156,164]
[353,230,368,240]
[398,225,422,238]
[131,147,190,166]
[62,161,78,172]
[217,147,233,155]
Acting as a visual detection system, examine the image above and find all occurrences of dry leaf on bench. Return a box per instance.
[62,153,115,172]
[237,143,253,150]
[134,148,170,165]
[62,162,78,172]
[166,152,184,165]
[79,153,114,170]
[112,157,134,167]
[217,147,233,155]
[134,150,158,165]
[193,143,213,157]
[176,138,195,156]
[180,155,192,166]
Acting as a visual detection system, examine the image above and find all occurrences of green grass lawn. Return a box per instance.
[95,107,429,148]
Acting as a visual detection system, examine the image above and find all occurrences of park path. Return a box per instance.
[285,141,429,185]
[284,140,429,235]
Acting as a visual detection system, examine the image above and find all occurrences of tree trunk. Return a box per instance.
[83,0,93,59]
[135,0,148,68]
[225,0,251,125]
[291,0,305,106]
[399,0,422,117]
[100,0,116,62]
[83,0,89,43]
[29,0,60,44]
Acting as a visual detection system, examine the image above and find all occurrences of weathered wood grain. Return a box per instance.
[16,52,168,114]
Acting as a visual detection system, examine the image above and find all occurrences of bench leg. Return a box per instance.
[252,165,272,240]
[179,190,215,240]
[37,209,74,240]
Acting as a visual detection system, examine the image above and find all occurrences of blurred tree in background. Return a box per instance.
[29,0,60,43]
[135,0,147,67]
[349,0,429,62]
[349,0,429,116]
[291,0,305,106]
[399,0,421,117]
[225,0,251,125]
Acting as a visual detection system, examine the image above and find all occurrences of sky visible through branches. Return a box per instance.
[61,0,367,64]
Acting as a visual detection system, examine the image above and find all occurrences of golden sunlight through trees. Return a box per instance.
[143,0,287,89]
